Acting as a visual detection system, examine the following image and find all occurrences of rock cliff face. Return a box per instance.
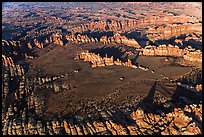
[70,15,199,34]
[6,22,200,53]
[142,45,184,57]
[2,64,25,99]
[141,45,202,63]
[34,39,44,49]
[2,40,35,63]
[49,34,64,46]
[65,32,139,48]
[147,23,202,40]
[183,49,202,63]
[2,55,14,67]
[65,34,98,44]
[2,40,23,59]
[195,84,202,91]
[70,20,127,33]
[76,51,139,69]
[27,34,64,50]
[100,33,141,48]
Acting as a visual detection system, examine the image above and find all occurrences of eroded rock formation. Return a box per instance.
[141,44,202,63]
[76,51,139,69]
[65,34,98,44]
[142,45,184,57]
[70,15,199,34]
[2,2,202,135]
[2,59,202,135]
[147,23,202,40]
[100,33,141,48]
[2,55,14,67]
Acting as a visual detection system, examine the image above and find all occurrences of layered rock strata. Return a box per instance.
[147,23,202,40]
[70,16,199,33]
[141,45,202,63]
[76,51,138,69]
[100,33,141,48]
[65,34,98,44]
[2,55,14,67]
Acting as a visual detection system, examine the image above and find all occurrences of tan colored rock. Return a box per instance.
[2,55,9,66]
[154,114,161,123]
[124,59,132,67]
[25,53,34,59]
[173,108,192,129]
[91,37,95,43]
[2,55,14,67]
[86,121,96,134]
[165,113,174,122]
[93,121,107,133]
[94,38,98,42]
[105,121,117,135]
[186,122,201,135]
[184,105,191,113]
[104,55,114,66]
[53,83,60,93]
[75,124,83,135]
[82,124,90,135]
[169,122,180,135]
[161,128,169,135]
[45,38,49,44]
[27,42,33,49]
[142,44,190,58]
[137,120,152,129]
[114,59,122,65]
[195,84,202,91]
[127,125,137,135]
[131,107,144,120]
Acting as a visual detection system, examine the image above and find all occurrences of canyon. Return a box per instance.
[2,2,202,135]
